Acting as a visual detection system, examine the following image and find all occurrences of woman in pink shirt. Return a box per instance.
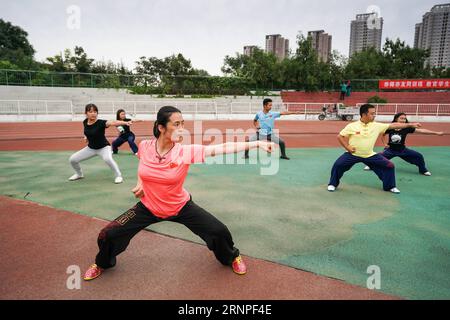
[84,106,274,280]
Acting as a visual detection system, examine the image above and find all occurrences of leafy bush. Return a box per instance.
[367,95,388,104]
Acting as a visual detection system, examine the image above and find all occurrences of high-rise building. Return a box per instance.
[308,30,332,62]
[265,34,289,60]
[414,3,450,68]
[414,23,423,49]
[243,45,258,56]
[349,13,384,57]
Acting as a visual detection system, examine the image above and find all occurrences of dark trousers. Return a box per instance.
[381,147,428,173]
[329,152,396,191]
[244,132,287,157]
[112,133,138,154]
[340,91,346,100]
[95,200,240,269]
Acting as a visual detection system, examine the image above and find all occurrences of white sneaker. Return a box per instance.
[114,176,123,184]
[390,187,401,194]
[68,174,84,181]
[363,166,371,171]
[327,185,336,192]
[423,171,432,176]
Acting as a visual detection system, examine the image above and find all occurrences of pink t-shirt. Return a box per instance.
[137,139,205,218]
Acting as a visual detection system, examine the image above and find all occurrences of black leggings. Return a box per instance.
[95,199,240,269]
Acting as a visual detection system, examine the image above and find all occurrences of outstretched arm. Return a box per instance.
[204,141,274,157]
[280,111,303,116]
[388,122,421,130]
[106,120,133,128]
[415,128,444,136]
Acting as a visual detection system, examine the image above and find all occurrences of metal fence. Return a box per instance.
[0,69,137,88]
[0,69,387,92]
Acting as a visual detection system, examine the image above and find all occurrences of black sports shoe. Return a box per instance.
[280,155,290,160]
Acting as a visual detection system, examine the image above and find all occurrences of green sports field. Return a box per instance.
[1,147,449,299]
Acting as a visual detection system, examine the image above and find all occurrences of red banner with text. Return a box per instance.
[379,79,450,90]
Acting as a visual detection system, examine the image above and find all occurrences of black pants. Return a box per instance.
[95,199,240,269]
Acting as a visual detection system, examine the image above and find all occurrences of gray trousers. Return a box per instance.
[69,145,122,178]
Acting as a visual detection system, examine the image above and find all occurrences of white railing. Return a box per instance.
[283,102,344,119]
[355,103,450,117]
[85,101,328,117]
[1,99,450,118]
[92,100,220,117]
[0,99,73,115]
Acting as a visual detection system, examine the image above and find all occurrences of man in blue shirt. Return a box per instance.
[244,98,301,160]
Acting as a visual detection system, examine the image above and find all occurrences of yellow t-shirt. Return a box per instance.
[339,121,390,158]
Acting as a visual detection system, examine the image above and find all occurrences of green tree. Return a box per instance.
[249,49,279,89]
[135,53,210,93]
[135,56,167,86]
[91,60,132,75]
[345,38,432,82]
[221,53,250,77]
[45,46,94,73]
[0,19,35,69]
[327,50,347,89]
[45,49,73,72]
[0,60,20,70]
[222,47,279,89]
[344,47,388,79]
[222,33,345,92]
[284,32,325,91]
[164,53,193,76]
[431,66,450,78]
[71,46,94,73]
[382,38,430,78]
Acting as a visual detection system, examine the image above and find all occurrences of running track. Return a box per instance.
[0,121,449,150]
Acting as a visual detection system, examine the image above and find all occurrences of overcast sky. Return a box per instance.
[1,0,440,75]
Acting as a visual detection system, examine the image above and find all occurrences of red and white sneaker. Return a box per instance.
[232,255,247,275]
[83,264,104,281]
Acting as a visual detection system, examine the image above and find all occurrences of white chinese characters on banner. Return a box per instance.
[379,79,450,90]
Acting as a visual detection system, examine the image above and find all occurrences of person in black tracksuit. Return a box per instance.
[111,109,143,155]
[364,112,444,176]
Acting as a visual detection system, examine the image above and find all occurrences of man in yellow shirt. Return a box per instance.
[327,104,421,194]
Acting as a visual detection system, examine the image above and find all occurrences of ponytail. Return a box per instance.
[153,120,160,138]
